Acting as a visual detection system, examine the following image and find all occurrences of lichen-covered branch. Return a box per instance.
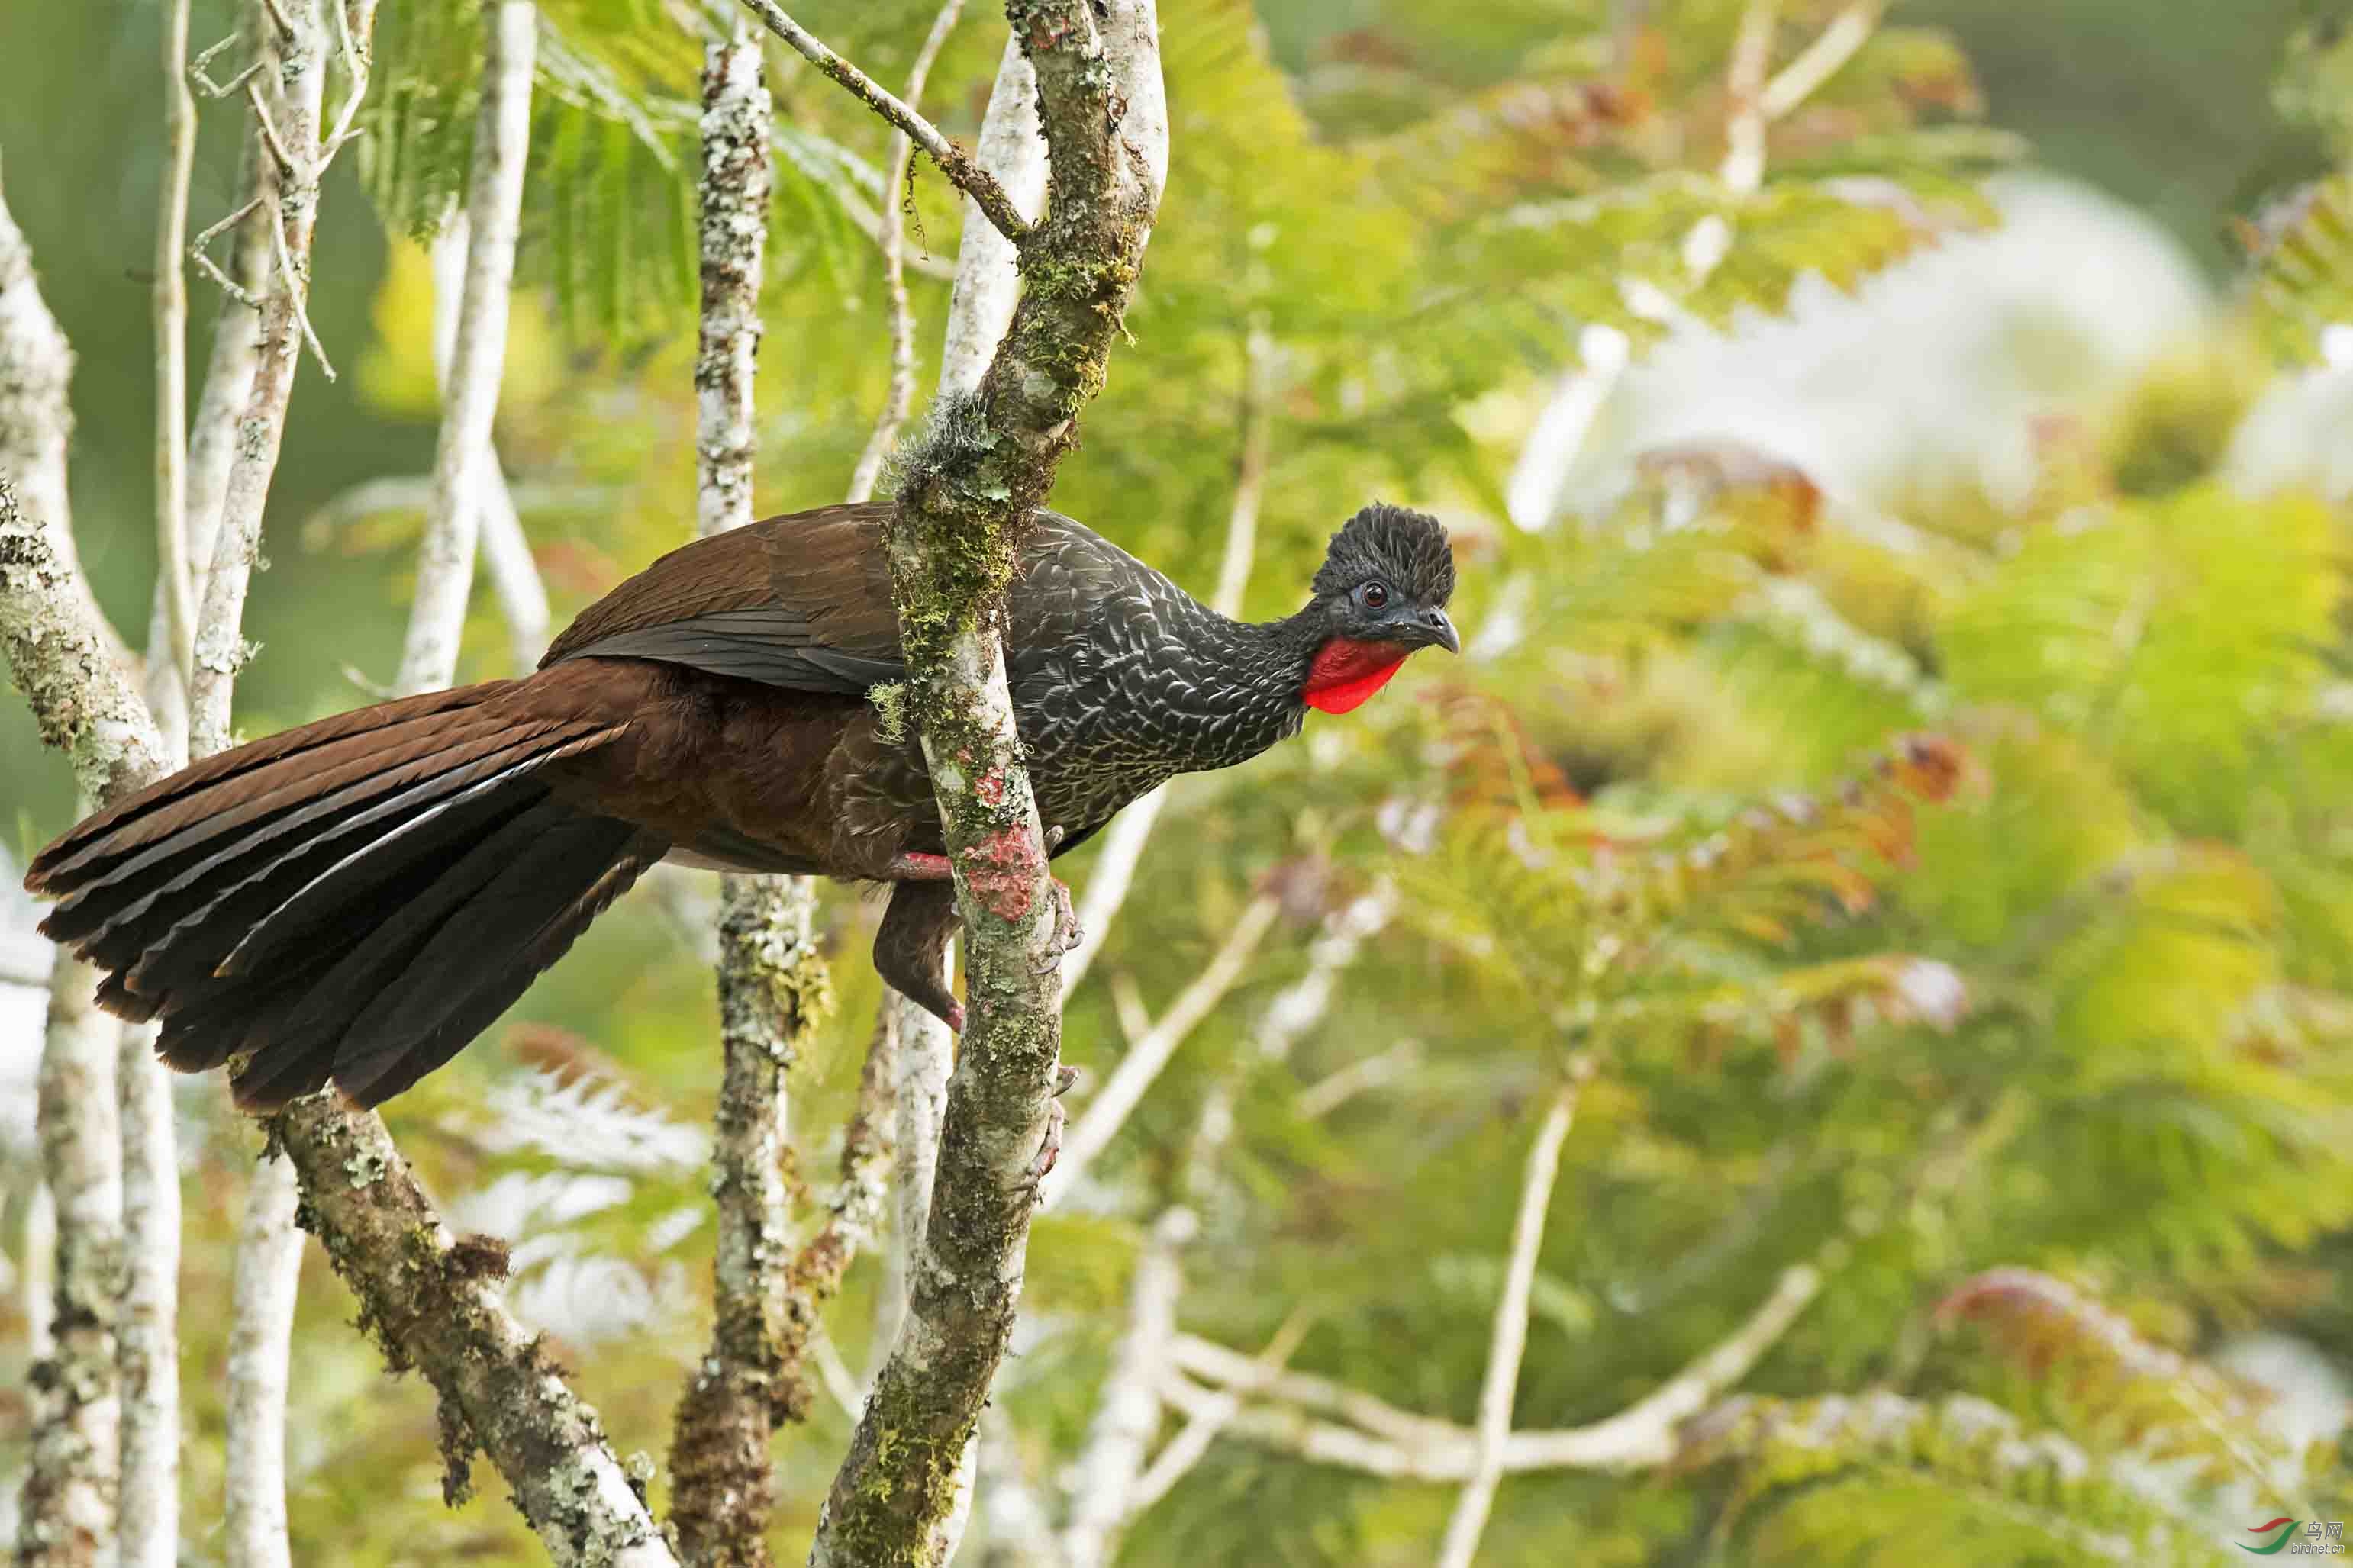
[665,27,833,1568]
[1434,1066,1587,1568]
[669,875,824,1568]
[395,0,535,694]
[270,1108,678,1566]
[865,14,1043,1410]
[872,978,950,1367]
[0,214,169,807]
[733,0,1030,245]
[0,170,161,1568]
[17,960,125,1568]
[807,5,1168,1561]
[0,178,130,684]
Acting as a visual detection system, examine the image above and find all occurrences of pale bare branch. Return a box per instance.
[18,961,124,1568]
[1163,1261,1823,1482]
[1127,1310,1313,1515]
[150,0,200,694]
[845,0,966,504]
[1720,0,1781,195]
[395,0,535,695]
[1043,894,1280,1209]
[222,1155,300,1568]
[934,34,1043,397]
[1435,1064,1587,1568]
[1759,0,1884,121]
[1294,1038,1422,1120]
[430,217,551,672]
[1061,1209,1193,1568]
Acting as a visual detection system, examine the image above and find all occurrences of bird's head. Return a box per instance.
[1298,503,1459,715]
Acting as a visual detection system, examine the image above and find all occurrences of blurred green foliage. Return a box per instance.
[5,0,2353,1564]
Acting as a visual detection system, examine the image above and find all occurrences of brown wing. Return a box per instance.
[543,502,907,694]
[543,503,1141,699]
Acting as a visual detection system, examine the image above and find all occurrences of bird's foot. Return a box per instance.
[1028,1064,1081,1186]
[1032,877,1084,972]
[885,851,956,881]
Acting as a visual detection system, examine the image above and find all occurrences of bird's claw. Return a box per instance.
[1027,1064,1078,1186]
[1031,877,1084,972]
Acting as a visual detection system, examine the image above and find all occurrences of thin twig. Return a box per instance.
[1758,0,1884,121]
[1435,1062,1589,1568]
[1043,893,1280,1208]
[189,196,268,307]
[845,0,966,503]
[1295,1038,1422,1120]
[191,32,265,98]
[734,0,1030,244]
[152,0,199,691]
[1720,0,1781,195]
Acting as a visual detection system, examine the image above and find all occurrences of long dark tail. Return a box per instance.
[26,682,667,1109]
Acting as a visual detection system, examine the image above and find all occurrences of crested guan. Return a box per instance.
[25,499,1456,1110]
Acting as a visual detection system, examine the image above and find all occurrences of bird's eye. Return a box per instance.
[1359,581,1390,610]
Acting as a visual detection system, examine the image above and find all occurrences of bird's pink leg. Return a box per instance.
[886,851,955,881]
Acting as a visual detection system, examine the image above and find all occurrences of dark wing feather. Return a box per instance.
[543,504,908,692]
[540,502,1146,698]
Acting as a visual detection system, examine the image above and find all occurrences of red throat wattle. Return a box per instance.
[1301,637,1412,715]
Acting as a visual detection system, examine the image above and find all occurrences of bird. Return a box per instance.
[24,499,1457,1111]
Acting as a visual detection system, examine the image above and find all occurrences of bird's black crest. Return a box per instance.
[1313,502,1455,604]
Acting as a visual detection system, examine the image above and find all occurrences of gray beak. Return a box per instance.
[1417,607,1460,655]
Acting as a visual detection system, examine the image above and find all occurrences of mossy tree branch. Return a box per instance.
[804,3,1168,1563]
